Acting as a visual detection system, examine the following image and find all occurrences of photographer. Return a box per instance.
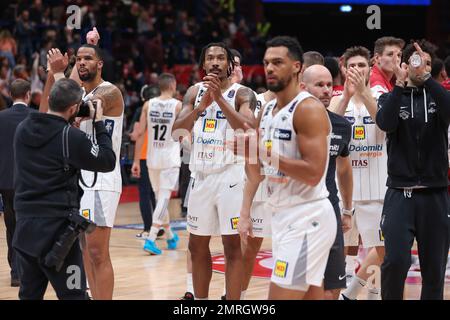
[13,78,116,300]
[376,40,450,300]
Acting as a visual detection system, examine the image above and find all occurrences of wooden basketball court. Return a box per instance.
[1,201,449,300]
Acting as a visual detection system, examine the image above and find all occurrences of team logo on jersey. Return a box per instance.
[353,126,365,140]
[150,111,160,117]
[104,119,115,137]
[163,112,173,118]
[345,116,355,124]
[363,116,375,124]
[273,128,292,140]
[216,110,226,119]
[227,89,236,98]
[230,217,239,230]
[288,100,298,113]
[81,209,91,220]
[274,260,288,278]
[281,115,288,122]
[203,119,217,132]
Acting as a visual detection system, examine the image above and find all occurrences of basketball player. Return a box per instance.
[172,42,257,300]
[75,44,124,300]
[329,46,385,300]
[234,36,336,300]
[301,64,353,299]
[131,73,182,255]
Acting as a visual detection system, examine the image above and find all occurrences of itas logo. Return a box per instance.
[162,112,173,118]
[203,119,217,132]
[353,126,365,140]
[150,111,160,117]
[363,116,375,124]
[352,159,368,168]
[273,128,292,140]
[216,110,226,119]
[274,260,288,278]
[197,151,214,160]
[81,209,91,219]
[230,217,239,230]
[104,119,115,136]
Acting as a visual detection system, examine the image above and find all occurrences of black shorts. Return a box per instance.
[323,201,346,290]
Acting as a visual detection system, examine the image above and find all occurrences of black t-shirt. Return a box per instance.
[326,110,351,206]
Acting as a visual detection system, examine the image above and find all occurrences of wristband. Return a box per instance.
[341,208,355,217]
[53,72,65,81]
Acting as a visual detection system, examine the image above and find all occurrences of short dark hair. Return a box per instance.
[158,73,176,91]
[445,56,450,75]
[324,57,340,79]
[431,58,444,79]
[10,79,31,99]
[402,39,437,64]
[230,49,242,63]
[48,78,83,112]
[199,42,235,76]
[374,36,405,55]
[303,51,324,68]
[342,46,371,67]
[266,36,304,64]
[76,43,104,61]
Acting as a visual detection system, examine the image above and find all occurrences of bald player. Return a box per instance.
[301,65,353,299]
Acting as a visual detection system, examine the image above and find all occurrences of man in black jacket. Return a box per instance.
[0,79,35,287]
[13,78,116,300]
[376,40,450,300]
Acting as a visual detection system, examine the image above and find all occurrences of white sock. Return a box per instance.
[186,273,194,294]
[367,287,380,300]
[148,226,159,242]
[240,290,247,300]
[164,226,174,239]
[195,297,208,300]
[342,276,366,300]
[345,255,356,275]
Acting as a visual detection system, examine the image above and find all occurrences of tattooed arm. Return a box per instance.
[92,84,124,117]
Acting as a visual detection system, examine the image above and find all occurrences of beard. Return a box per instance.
[267,75,291,92]
[78,69,96,82]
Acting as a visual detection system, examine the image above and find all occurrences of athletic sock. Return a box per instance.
[240,290,247,300]
[186,272,194,294]
[165,226,174,239]
[345,255,356,275]
[367,287,380,300]
[341,276,366,300]
[148,226,159,242]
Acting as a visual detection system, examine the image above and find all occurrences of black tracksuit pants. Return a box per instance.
[381,187,449,300]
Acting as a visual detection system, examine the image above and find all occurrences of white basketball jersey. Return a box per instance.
[344,99,387,201]
[260,91,330,209]
[190,82,245,175]
[80,81,123,193]
[253,92,274,202]
[146,97,181,169]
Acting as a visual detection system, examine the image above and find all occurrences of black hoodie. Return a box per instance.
[376,77,450,188]
[13,112,116,219]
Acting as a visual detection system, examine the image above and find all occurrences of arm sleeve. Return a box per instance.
[424,77,450,123]
[68,121,116,172]
[375,86,404,132]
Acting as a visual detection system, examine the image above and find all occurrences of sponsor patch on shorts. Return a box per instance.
[230,217,239,230]
[379,229,385,241]
[81,209,91,220]
[274,260,288,278]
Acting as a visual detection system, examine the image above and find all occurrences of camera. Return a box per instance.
[44,213,96,271]
[77,100,97,118]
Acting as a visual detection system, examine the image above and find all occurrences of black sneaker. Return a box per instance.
[221,294,226,300]
[180,292,194,300]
